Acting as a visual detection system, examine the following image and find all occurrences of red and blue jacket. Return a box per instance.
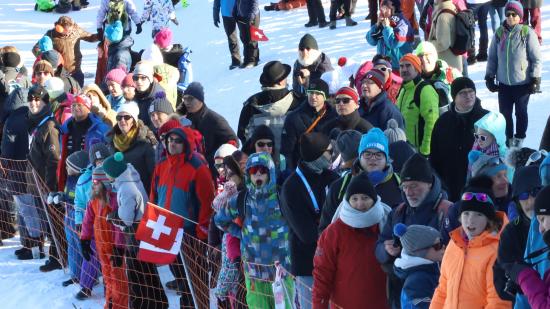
[366,13,414,70]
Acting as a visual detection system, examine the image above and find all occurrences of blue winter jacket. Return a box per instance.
[74,167,93,225]
[394,254,440,309]
[359,91,405,130]
[366,14,414,70]
[107,94,125,112]
[219,0,236,17]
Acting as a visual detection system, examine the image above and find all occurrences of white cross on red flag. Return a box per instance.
[250,25,269,42]
[135,202,184,265]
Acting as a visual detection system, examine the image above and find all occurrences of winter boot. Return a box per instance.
[319,20,329,28]
[55,0,72,13]
[476,53,488,62]
[81,0,89,7]
[39,258,62,272]
[329,21,337,29]
[72,0,81,10]
[345,16,358,26]
[75,288,91,300]
[15,247,30,257]
[62,278,78,287]
[304,21,318,27]
[229,59,241,70]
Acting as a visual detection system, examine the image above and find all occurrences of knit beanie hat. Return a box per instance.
[505,1,524,20]
[105,67,127,85]
[300,132,330,162]
[38,35,53,52]
[122,73,136,88]
[183,82,205,102]
[401,153,433,183]
[33,60,54,76]
[105,20,123,43]
[394,223,441,258]
[460,175,496,219]
[535,186,550,216]
[389,141,416,174]
[133,61,155,82]
[44,77,65,100]
[414,41,438,57]
[154,28,173,49]
[468,151,507,177]
[27,84,49,103]
[142,44,164,66]
[117,101,140,121]
[307,79,329,100]
[336,130,362,162]
[66,150,89,173]
[345,172,378,202]
[363,69,386,89]
[451,77,476,100]
[215,144,238,160]
[88,142,111,164]
[299,33,318,50]
[92,166,111,190]
[384,119,407,143]
[41,50,60,69]
[512,165,542,198]
[336,86,359,103]
[102,152,128,179]
[400,54,422,73]
[2,52,20,68]
[148,91,174,115]
[74,94,92,111]
[358,128,389,159]
[158,119,183,137]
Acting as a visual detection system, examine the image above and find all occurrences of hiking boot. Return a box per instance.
[329,21,337,30]
[39,259,62,272]
[75,288,91,300]
[476,53,488,62]
[467,55,477,65]
[345,16,358,26]
[229,61,241,70]
[319,20,329,28]
[304,21,318,27]
[15,247,29,257]
[72,4,81,11]
[62,278,78,287]
[240,61,258,69]
[81,0,89,7]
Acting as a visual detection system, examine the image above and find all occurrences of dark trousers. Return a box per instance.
[329,0,352,21]
[306,0,327,24]
[126,248,169,309]
[70,69,84,87]
[498,83,531,139]
[222,16,241,65]
[368,0,378,24]
[467,2,491,56]
[236,14,260,65]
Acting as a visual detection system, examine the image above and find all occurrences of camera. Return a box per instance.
[504,276,523,296]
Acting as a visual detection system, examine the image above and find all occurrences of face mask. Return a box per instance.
[306,155,331,174]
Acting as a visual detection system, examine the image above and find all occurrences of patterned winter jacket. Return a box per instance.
[215,152,291,280]
[366,14,414,70]
[141,0,176,31]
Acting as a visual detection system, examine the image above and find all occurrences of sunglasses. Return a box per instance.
[299,47,309,52]
[462,192,494,204]
[506,12,517,17]
[248,165,269,175]
[168,137,184,144]
[335,97,352,104]
[214,163,224,170]
[116,115,133,121]
[525,149,548,167]
[413,242,444,252]
[474,133,489,142]
[132,75,149,81]
[256,141,273,148]
[28,96,42,102]
[519,187,542,201]
[362,151,385,160]
[377,67,389,72]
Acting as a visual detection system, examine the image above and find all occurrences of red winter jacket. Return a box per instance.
[313,219,389,309]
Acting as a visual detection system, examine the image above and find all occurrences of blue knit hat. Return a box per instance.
[38,35,53,52]
[358,128,389,159]
[505,1,524,20]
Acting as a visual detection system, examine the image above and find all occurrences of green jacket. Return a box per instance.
[397,77,439,155]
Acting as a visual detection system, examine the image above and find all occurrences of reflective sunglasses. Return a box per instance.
[506,12,517,17]
[462,192,494,204]
[116,115,133,121]
[413,242,444,252]
[519,187,542,201]
[474,133,489,142]
[525,149,548,167]
[248,165,269,175]
[168,137,184,144]
[335,97,352,104]
[256,141,273,148]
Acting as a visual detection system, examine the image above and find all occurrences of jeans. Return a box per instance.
[296,275,313,309]
[467,2,492,55]
[489,5,504,32]
[498,83,531,139]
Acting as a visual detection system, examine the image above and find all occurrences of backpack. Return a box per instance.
[177,47,193,91]
[495,24,530,44]
[438,9,476,55]
[107,0,128,27]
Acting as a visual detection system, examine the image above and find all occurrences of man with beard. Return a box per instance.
[292,34,333,97]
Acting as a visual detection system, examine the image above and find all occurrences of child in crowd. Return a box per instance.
[104,67,128,111]
[121,73,136,101]
[472,111,508,158]
[313,172,390,309]
[430,176,512,309]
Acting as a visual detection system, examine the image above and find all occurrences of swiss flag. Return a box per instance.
[250,25,269,42]
[135,203,184,265]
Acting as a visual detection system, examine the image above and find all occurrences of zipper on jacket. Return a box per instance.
[506,28,512,85]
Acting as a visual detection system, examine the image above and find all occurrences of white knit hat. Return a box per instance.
[141,44,164,66]
[44,77,65,100]
[117,101,140,121]
[214,144,238,159]
[133,61,155,82]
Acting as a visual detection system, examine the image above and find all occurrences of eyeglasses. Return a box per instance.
[462,192,494,204]
[413,242,444,252]
[256,141,273,148]
[362,151,385,160]
[248,165,269,175]
[132,75,148,81]
[474,133,489,142]
[116,115,133,121]
[525,149,548,167]
[400,183,419,191]
[168,137,184,144]
[519,187,542,201]
[506,12,517,17]
[335,97,352,104]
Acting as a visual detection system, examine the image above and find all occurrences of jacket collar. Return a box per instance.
[450,211,508,248]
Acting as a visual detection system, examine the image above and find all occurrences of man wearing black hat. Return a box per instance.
[293,34,333,96]
[237,60,301,148]
[430,77,489,202]
[281,78,337,169]
[280,132,339,309]
[375,153,451,308]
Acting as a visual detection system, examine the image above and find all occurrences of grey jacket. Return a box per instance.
[114,164,147,227]
[486,24,541,86]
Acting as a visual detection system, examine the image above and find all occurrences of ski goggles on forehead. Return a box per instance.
[525,149,548,167]
[248,165,269,175]
[462,192,494,204]
[519,187,542,201]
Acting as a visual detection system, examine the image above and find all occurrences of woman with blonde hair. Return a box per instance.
[82,83,117,127]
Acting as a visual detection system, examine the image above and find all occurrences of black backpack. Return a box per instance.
[438,9,476,56]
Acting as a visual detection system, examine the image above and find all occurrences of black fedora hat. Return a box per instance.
[259,61,291,86]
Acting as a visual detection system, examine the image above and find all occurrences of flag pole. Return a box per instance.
[179,245,198,308]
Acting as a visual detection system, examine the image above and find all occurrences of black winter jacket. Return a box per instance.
[429,99,489,202]
[1,88,29,160]
[280,162,339,276]
[134,81,165,130]
[161,44,185,68]
[319,109,373,136]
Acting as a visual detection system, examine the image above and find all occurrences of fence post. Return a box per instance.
[179,249,199,308]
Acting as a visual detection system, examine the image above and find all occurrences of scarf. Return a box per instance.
[473,139,500,157]
[304,155,331,174]
[113,125,139,152]
[339,197,385,228]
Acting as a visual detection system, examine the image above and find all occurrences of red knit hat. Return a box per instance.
[154,28,173,49]
[336,86,359,103]
[400,53,422,73]
[363,69,386,89]
[121,73,135,88]
[158,119,183,136]
[105,67,127,85]
[74,94,92,110]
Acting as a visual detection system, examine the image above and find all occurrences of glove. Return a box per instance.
[81,239,92,261]
[135,23,142,35]
[213,11,220,28]
[503,262,531,284]
[97,28,104,41]
[531,77,541,94]
[110,247,124,267]
[485,75,499,93]
[171,17,179,26]
[46,192,55,205]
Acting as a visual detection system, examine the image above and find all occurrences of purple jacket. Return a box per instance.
[518,267,550,309]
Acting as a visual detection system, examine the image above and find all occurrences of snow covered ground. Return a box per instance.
[0,0,548,308]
